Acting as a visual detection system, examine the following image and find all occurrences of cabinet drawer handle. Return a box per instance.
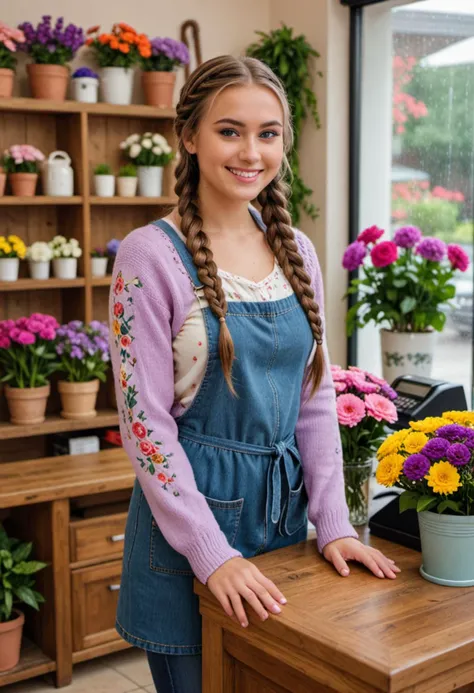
[109,534,125,542]
[108,584,121,591]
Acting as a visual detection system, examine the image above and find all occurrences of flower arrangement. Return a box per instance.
[139,37,189,72]
[376,411,474,515]
[55,320,110,382]
[26,241,53,263]
[85,22,151,68]
[0,313,60,388]
[48,235,82,259]
[18,15,84,65]
[120,132,174,166]
[3,145,44,174]
[0,235,26,260]
[72,66,99,79]
[0,21,25,70]
[343,225,470,335]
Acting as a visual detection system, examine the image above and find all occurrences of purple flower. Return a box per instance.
[403,453,431,481]
[393,226,422,249]
[380,384,398,400]
[342,241,366,271]
[437,424,472,443]
[70,346,83,360]
[415,237,446,262]
[422,437,450,460]
[446,443,471,467]
[72,66,99,79]
[106,238,121,255]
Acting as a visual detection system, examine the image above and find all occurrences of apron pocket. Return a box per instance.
[284,480,308,536]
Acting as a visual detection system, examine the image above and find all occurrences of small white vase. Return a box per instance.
[53,257,77,280]
[101,67,134,105]
[91,256,108,278]
[380,329,437,384]
[94,175,115,197]
[72,77,99,103]
[117,177,138,197]
[28,260,50,280]
[137,166,163,197]
[0,257,19,281]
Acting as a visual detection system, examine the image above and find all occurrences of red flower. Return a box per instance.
[132,422,147,439]
[167,477,174,483]
[447,244,470,272]
[121,378,127,389]
[370,241,398,268]
[114,276,125,295]
[357,225,384,246]
[121,335,132,348]
[114,302,124,317]
[158,472,167,482]
[140,440,156,456]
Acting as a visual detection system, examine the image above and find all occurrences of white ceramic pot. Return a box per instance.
[117,176,138,197]
[94,175,115,197]
[42,150,74,197]
[137,166,163,197]
[100,67,134,105]
[0,257,19,281]
[53,257,77,280]
[72,76,99,103]
[91,256,108,277]
[380,329,437,384]
[28,260,50,280]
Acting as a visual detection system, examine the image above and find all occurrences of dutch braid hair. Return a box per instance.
[173,55,325,398]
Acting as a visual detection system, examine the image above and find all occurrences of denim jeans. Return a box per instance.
[147,651,202,693]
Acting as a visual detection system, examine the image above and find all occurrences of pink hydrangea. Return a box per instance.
[365,393,397,423]
[447,244,470,272]
[357,225,384,246]
[336,394,366,427]
[13,330,36,346]
[370,241,398,268]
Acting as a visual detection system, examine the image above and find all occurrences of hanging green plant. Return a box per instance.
[246,24,322,225]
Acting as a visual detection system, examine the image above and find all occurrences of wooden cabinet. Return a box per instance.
[70,513,127,565]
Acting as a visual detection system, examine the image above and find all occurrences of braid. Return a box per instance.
[258,176,325,397]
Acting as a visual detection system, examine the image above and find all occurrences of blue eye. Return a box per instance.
[260,130,279,139]
[220,128,238,137]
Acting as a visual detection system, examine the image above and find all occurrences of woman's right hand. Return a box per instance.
[207,557,287,628]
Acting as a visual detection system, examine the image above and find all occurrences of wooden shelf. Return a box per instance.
[0,409,119,441]
[0,97,175,119]
[90,195,177,206]
[0,196,83,206]
[92,275,112,287]
[0,638,56,688]
[0,277,85,292]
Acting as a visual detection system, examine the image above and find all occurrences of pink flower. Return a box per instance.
[365,393,397,423]
[27,319,44,334]
[366,372,389,387]
[336,394,366,427]
[16,317,29,329]
[14,330,36,346]
[334,381,347,393]
[447,244,470,272]
[353,380,380,394]
[39,328,56,341]
[357,225,384,246]
[0,335,11,349]
[370,241,398,268]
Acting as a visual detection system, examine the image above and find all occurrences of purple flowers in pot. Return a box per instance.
[18,15,84,65]
[140,37,190,71]
[55,320,110,383]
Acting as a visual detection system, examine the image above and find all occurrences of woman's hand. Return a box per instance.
[322,537,401,579]
[207,557,287,628]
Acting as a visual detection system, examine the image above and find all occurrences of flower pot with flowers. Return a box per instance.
[55,320,110,419]
[0,313,60,424]
[18,15,84,101]
[3,145,45,197]
[90,248,109,277]
[332,365,398,525]
[376,410,474,586]
[120,133,174,197]
[94,163,115,197]
[85,23,151,105]
[26,241,53,279]
[48,235,82,279]
[0,235,26,282]
[139,37,189,108]
[343,225,471,384]
[0,523,47,672]
[117,164,137,197]
[71,66,99,103]
[0,22,25,98]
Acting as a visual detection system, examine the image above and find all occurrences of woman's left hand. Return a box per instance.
[322,538,401,579]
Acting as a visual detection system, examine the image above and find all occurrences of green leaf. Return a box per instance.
[400,296,417,314]
[399,491,419,513]
[14,585,40,610]
[4,589,12,621]
[417,495,438,513]
[12,542,32,563]
[12,561,47,575]
[437,500,463,514]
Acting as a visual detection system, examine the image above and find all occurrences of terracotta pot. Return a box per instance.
[0,68,14,98]
[58,379,100,420]
[9,173,38,197]
[0,172,6,196]
[5,383,50,425]
[27,64,69,101]
[142,71,176,108]
[0,610,24,672]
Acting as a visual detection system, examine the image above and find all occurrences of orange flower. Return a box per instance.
[98,33,110,45]
[122,31,136,44]
[118,42,130,54]
[137,33,148,44]
[87,25,100,35]
[110,38,119,50]
[119,22,136,33]
[85,37,94,46]
[139,45,152,58]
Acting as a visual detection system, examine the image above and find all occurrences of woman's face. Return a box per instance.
[184,84,285,204]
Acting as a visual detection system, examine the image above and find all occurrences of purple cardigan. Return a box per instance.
[109,222,357,585]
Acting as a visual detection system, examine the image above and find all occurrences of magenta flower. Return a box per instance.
[342,241,366,271]
[416,237,446,262]
[403,453,431,481]
[365,393,397,423]
[15,330,36,346]
[447,244,470,272]
[422,437,450,460]
[357,225,384,246]
[0,335,11,349]
[370,241,398,268]
[447,443,471,467]
[336,393,366,427]
[393,226,422,249]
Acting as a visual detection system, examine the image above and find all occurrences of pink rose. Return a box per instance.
[365,393,397,423]
[140,440,156,456]
[357,225,384,246]
[370,241,398,268]
[447,244,469,272]
[132,422,147,439]
[336,393,366,427]
[0,335,11,349]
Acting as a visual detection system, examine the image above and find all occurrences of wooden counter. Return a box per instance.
[195,533,474,693]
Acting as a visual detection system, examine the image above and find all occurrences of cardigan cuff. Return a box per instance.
[185,530,243,585]
[313,508,359,553]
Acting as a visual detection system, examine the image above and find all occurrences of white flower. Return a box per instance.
[127,134,140,145]
[70,238,79,247]
[119,141,127,150]
[27,241,53,262]
[52,248,61,258]
[152,146,163,155]
[72,247,82,258]
[163,145,172,154]
[142,138,153,150]
[143,132,152,138]
[129,143,141,159]
[152,134,167,145]
[51,235,67,246]
[61,243,72,258]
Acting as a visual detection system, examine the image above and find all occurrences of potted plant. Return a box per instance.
[0,313,60,424]
[0,235,26,282]
[18,15,84,101]
[26,241,53,280]
[94,163,115,197]
[90,248,109,277]
[0,22,25,98]
[332,365,398,525]
[3,145,45,197]
[55,320,110,419]
[139,37,189,108]
[85,23,151,105]
[117,164,137,197]
[106,238,121,274]
[375,410,474,586]
[0,523,47,672]
[71,66,99,103]
[48,235,82,279]
[120,132,174,197]
[343,225,470,383]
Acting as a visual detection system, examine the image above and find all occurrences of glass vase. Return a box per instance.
[343,459,374,526]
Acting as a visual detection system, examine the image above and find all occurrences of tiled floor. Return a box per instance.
[4,649,156,693]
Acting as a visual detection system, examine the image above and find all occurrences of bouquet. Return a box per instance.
[48,235,82,259]
[0,235,26,260]
[85,23,151,68]
[343,225,470,335]
[72,66,99,80]
[26,241,53,262]
[18,15,84,65]
[0,21,25,70]
[120,133,174,167]
[140,37,189,72]
[0,313,60,388]
[376,411,474,515]
[3,145,44,174]
[55,320,110,383]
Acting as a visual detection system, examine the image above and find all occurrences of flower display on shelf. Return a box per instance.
[18,15,84,65]
[120,132,174,166]
[0,21,25,70]
[26,241,53,262]
[48,235,82,259]
[140,37,189,72]
[3,145,44,174]
[71,66,99,79]
[85,22,151,67]
[55,320,110,382]
[0,235,26,260]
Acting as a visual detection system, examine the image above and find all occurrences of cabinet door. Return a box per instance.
[70,512,128,564]
[71,560,122,652]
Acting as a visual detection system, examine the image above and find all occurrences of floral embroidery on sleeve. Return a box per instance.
[112,271,180,496]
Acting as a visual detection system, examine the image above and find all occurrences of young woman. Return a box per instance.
[109,54,400,693]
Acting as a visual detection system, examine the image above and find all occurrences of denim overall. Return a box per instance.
[116,208,314,656]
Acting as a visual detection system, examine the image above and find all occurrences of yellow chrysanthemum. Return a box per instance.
[8,235,21,243]
[409,417,450,433]
[0,243,12,255]
[113,319,121,336]
[376,428,408,459]
[443,411,474,427]
[403,431,429,454]
[425,461,461,495]
[375,453,404,487]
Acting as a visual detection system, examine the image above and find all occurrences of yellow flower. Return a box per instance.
[403,431,429,454]
[113,319,121,335]
[409,417,450,433]
[376,428,410,460]
[443,411,474,427]
[8,235,21,243]
[1,243,12,255]
[375,453,404,487]
[425,461,461,495]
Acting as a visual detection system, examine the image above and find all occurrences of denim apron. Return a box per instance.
[116,209,314,655]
